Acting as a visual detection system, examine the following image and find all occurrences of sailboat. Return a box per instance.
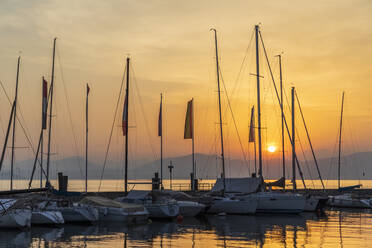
[205,28,258,215]
[30,200,65,225]
[119,59,181,219]
[80,196,149,224]
[118,190,180,219]
[0,57,34,228]
[327,92,370,208]
[230,25,305,213]
[29,38,99,223]
[0,199,31,229]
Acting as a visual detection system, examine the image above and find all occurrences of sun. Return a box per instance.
[268,145,276,153]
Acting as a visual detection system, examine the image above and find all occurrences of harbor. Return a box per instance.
[1,0,372,247]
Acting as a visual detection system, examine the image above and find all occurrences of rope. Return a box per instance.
[130,65,158,162]
[258,29,306,189]
[0,80,40,164]
[297,131,316,188]
[98,62,126,191]
[219,69,250,174]
[295,91,325,189]
[56,47,84,187]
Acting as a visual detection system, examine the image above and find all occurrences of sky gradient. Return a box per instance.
[0,0,371,177]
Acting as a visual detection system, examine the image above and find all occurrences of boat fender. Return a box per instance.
[177,215,183,223]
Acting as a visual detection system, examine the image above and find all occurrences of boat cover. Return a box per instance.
[338,184,362,192]
[0,199,17,212]
[126,190,152,200]
[265,177,285,188]
[80,196,145,212]
[211,177,262,193]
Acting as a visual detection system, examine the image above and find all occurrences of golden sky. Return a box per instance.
[0,0,371,168]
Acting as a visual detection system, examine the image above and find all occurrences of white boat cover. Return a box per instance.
[211,177,262,193]
[126,190,152,200]
[0,199,17,212]
[80,196,145,212]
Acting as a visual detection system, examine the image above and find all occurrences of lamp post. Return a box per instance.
[168,160,174,190]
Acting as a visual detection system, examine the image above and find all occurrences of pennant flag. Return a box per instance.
[87,84,90,95]
[122,93,128,136]
[249,106,255,142]
[42,77,48,130]
[158,95,162,137]
[184,99,193,139]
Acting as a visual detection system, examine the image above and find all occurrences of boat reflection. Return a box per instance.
[0,230,31,247]
[0,210,371,247]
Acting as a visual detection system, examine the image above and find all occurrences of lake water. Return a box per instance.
[1,179,372,247]
[0,179,371,192]
[1,209,372,247]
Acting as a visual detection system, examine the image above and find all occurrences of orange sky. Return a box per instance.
[0,0,371,170]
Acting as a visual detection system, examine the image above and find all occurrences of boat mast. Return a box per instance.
[277,55,285,187]
[46,38,57,186]
[124,57,130,194]
[191,98,195,190]
[85,84,90,193]
[40,77,46,188]
[10,56,20,191]
[40,131,43,188]
[211,28,226,191]
[291,87,296,190]
[338,92,345,189]
[159,93,163,188]
[255,25,263,177]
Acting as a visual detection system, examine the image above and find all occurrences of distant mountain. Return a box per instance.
[0,151,371,180]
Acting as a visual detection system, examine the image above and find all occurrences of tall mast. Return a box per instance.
[40,133,43,188]
[211,28,226,191]
[277,54,285,187]
[160,93,163,188]
[124,57,130,194]
[192,98,195,186]
[338,92,345,189]
[291,87,296,190]
[85,84,90,193]
[40,77,45,188]
[46,38,57,185]
[10,56,20,191]
[255,25,263,177]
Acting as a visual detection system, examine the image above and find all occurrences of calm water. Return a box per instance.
[0,179,370,192]
[1,179,372,247]
[1,210,372,247]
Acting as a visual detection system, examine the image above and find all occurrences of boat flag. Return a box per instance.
[42,77,48,130]
[184,99,193,139]
[122,93,128,136]
[158,94,162,136]
[249,106,255,142]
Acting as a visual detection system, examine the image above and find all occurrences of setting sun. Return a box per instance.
[268,145,277,153]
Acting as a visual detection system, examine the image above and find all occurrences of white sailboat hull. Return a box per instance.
[146,203,179,218]
[128,210,149,223]
[0,209,32,229]
[328,195,371,208]
[304,196,320,212]
[250,192,305,213]
[31,210,64,225]
[207,197,257,214]
[97,206,128,222]
[46,205,99,223]
[97,206,149,223]
[178,201,205,217]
